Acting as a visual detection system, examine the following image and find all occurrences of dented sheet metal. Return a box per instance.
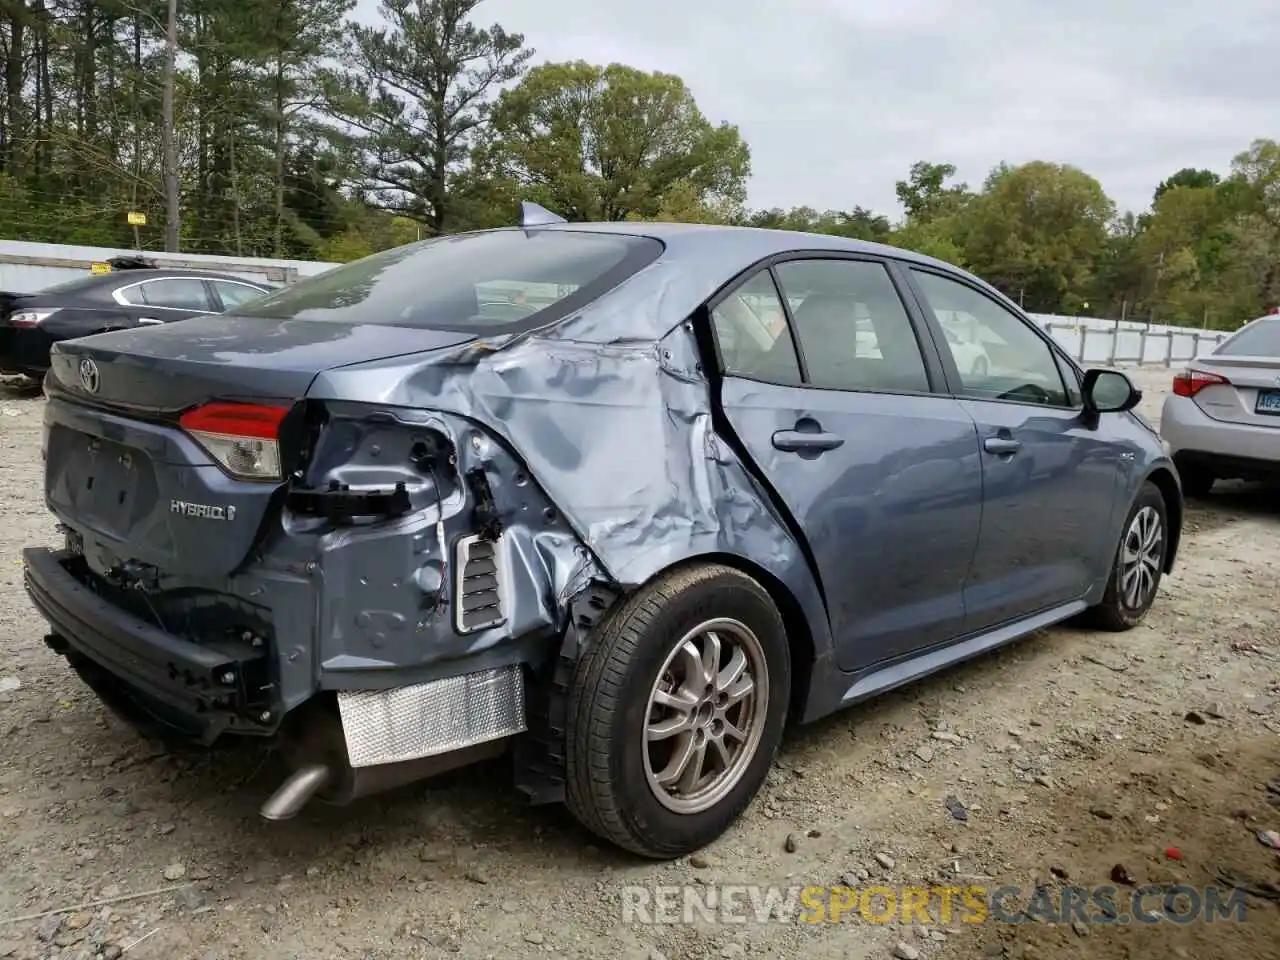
[37,224,896,731]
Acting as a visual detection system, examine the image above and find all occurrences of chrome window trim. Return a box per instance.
[111,276,266,310]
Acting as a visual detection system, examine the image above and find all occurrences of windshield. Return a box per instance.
[226,229,664,333]
[1216,316,1280,357]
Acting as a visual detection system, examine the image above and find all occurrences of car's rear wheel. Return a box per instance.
[564,563,790,858]
[1175,459,1215,498]
[1083,481,1168,631]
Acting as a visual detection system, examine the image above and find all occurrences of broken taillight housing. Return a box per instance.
[1171,369,1230,398]
[179,401,289,481]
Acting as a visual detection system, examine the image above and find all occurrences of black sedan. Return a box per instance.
[0,258,272,380]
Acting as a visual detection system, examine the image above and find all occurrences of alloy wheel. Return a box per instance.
[643,618,769,815]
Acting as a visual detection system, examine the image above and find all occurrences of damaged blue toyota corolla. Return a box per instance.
[23,203,1182,858]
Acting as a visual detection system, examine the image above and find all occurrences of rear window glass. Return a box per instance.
[35,274,115,296]
[1216,317,1280,356]
[225,229,663,333]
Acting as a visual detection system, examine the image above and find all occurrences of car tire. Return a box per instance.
[1176,461,1215,499]
[1083,481,1168,632]
[563,563,791,859]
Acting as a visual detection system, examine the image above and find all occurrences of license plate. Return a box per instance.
[1256,390,1280,415]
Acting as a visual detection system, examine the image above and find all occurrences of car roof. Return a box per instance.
[492,220,952,270]
[32,268,271,299]
[417,220,994,346]
[102,268,268,283]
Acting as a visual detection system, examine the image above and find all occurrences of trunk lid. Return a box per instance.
[43,314,476,580]
[1189,356,1280,428]
[47,313,474,412]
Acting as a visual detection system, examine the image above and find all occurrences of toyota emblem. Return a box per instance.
[78,358,100,394]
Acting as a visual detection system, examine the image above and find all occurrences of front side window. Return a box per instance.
[710,270,801,384]
[1054,351,1083,406]
[226,229,663,333]
[138,278,212,311]
[772,258,930,394]
[911,269,1069,406]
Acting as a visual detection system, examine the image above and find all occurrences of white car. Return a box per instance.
[1160,313,1280,497]
[941,323,991,376]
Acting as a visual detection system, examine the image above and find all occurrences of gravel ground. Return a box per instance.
[0,366,1277,960]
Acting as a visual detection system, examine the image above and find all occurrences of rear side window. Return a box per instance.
[226,229,664,333]
[1216,317,1280,356]
[773,258,931,394]
[37,275,116,296]
[710,270,802,385]
[213,280,266,308]
[138,278,213,310]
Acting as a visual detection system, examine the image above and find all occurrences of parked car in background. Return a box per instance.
[23,206,1182,859]
[940,322,991,375]
[1161,312,1280,496]
[0,257,272,381]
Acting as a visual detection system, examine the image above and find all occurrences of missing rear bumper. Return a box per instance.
[24,547,276,744]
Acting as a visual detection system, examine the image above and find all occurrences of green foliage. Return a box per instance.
[0,1,1277,326]
[478,61,750,222]
[318,0,532,234]
[961,161,1114,313]
[894,161,971,223]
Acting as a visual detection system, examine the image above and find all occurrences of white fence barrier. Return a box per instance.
[1033,319,1226,368]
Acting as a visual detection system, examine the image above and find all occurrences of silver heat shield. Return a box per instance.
[336,664,527,768]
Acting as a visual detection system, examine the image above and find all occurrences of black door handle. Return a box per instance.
[772,430,844,452]
[983,437,1021,455]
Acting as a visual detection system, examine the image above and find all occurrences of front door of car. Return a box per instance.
[709,256,985,673]
[905,267,1125,630]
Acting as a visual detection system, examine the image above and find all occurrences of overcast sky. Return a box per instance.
[353,0,1280,220]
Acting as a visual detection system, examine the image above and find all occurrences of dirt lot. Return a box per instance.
[0,366,1277,960]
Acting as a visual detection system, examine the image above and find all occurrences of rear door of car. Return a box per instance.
[114,276,218,324]
[709,253,985,672]
[900,266,1125,630]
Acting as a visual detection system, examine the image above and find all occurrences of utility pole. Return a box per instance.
[162,0,180,252]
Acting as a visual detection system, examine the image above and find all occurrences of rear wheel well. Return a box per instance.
[642,554,816,724]
[1144,467,1181,572]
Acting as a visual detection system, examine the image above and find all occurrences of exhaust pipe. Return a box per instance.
[259,763,332,820]
[258,697,512,821]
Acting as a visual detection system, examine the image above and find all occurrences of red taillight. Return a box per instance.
[1172,369,1229,398]
[179,401,287,438]
[9,310,53,328]
[178,401,289,481]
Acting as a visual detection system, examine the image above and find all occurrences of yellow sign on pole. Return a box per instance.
[127,211,147,226]
[90,262,112,274]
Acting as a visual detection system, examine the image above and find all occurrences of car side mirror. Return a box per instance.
[1082,368,1141,414]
